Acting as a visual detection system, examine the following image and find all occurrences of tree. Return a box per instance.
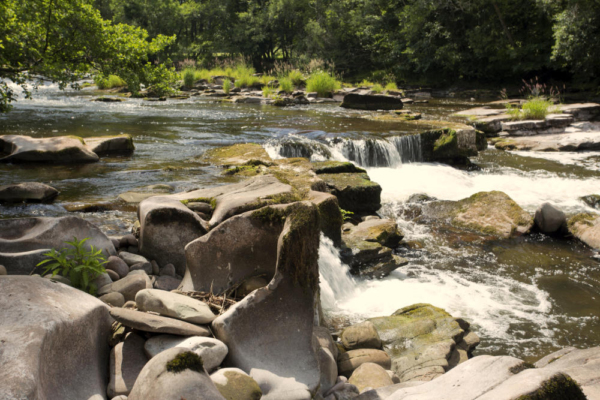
[0,0,177,112]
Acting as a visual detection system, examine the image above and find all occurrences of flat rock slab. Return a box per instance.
[84,135,134,156]
[340,93,403,110]
[0,182,59,203]
[0,276,112,400]
[135,289,216,324]
[0,135,100,163]
[568,213,600,250]
[98,273,150,301]
[109,307,210,336]
[145,335,228,371]
[495,128,600,152]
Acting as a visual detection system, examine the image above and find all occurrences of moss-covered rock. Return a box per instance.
[418,127,481,166]
[212,369,262,400]
[312,161,366,175]
[422,191,533,238]
[568,212,600,250]
[201,143,272,166]
[580,194,600,209]
[319,173,382,213]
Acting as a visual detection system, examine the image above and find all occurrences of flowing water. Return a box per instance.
[2,82,600,362]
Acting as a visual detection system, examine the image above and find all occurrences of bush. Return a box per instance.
[278,77,294,93]
[37,237,107,295]
[359,79,375,87]
[372,84,384,93]
[506,97,555,120]
[263,85,276,98]
[385,82,398,91]
[95,75,126,89]
[223,79,232,94]
[288,70,304,86]
[182,68,196,89]
[306,71,341,97]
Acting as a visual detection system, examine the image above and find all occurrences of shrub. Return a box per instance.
[288,70,304,86]
[235,73,260,88]
[223,79,232,94]
[37,237,107,295]
[359,79,375,87]
[506,97,555,120]
[306,71,341,97]
[263,85,276,98]
[278,77,294,93]
[385,82,398,91]
[372,84,384,94]
[182,68,196,89]
[95,75,126,89]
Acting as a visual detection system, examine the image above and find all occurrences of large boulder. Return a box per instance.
[135,289,216,324]
[0,182,59,203]
[534,202,567,235]
[0,135,99,163]
[0,216,116,275]
[319,172,382,213]
[138,175,292,275]
[422,191,533,239]
[0,276,112,400]
[308,190,344,246]
[107,332,148,398]
[211,368,263,400]
[338,349,392,378]
[212,202,322,399]
[340,93,403,111]
[568,213,600,250]
[84,135,135,156]
[349,363,394,393]
[369,304,479,383]
[341,321,382,350]
[128,347,226,400]
[180,205,287,294]
[418,127,484,165]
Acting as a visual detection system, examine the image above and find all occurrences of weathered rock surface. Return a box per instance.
[0,216,116,275]
[98,273,150,301]
[338,349,392,378]
[181,205,287,293]
[308,190,344,246]
[145,335,228,371]
[568,213,600,250]
[85,135,134,156]
[422,191,533,238]
[136,289,216,324]
[211,368,263,400]
[349,363,394,393]
[106,256,130,278]
[0,276,112,400]
[212,202,321,397]
[494,123,600,151]
[107,332,148,398]
[341,321,382,350]
[534,202,567,235]
[369,304,479,383]
[119,251,148,266]
[581,194,600,209]
[100,292,125,307]
[128,347,226,400]
[0,135,100,163]
[418,127,484,164]
[0,182,59,203]
[341,93,403,111]
[319,172,382,213]
[250,369,313,400]
[154,275,182,291]
[109,307,210,336]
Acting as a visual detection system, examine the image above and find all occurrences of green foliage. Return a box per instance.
[223,79,232,94]
[306,71,341,97]
[506,97,555,120]
[36,237,107,295]
[278,77,294,93]
[359,79,375,87]
[340,208,354,222]
[262,85,276,98]
[288,70,304,86]
[95,75,127,89]
[371,84,384,94]
[182,68,196,89]
[385,82,398,91]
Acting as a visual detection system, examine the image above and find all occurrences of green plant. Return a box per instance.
[340,208,354,221]
[37,237,108,295]
[182,68,196,89]
[262,85,276,97]
[288,70,304,86]
[359,79,375,87]
[505,97,555,120]
[306,71,341,97]
[385,82,398,91]
[372,83,384,93]
[223,79,232,94]
[278,77,293,93]
[95,75,127,89]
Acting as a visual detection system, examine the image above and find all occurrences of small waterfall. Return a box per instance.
[329,138,402,167]
[391,135,423,163]
[264,135,331,161]
[318,235,358,311]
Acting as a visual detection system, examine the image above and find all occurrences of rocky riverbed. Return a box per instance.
[2,83,600,399]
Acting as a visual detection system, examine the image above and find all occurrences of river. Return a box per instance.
[2,81,599,362]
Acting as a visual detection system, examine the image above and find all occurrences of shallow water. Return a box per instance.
[2,82,600,361]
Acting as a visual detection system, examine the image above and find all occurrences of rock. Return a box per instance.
[349,363,394,393]
[106,268,120,281]
[120,234,138,248]
[407,193,436,203]
[159,263,176,277]
[128,347,226,400]
[0,265,6,275]
[107,332,148,398]
[343,219,403,249]
[559,103,600,121]
[106,256,130,278]
[212,202,321,395]
[109,307,210,336]
[387,370,400,384]
[0,276,112,400]
[187,201,213,214]
[494,128,600,152]
[150,260,160,275]
[581,194,600,209]
[308,190,344,246]
[99,273,150,301]
[100,292,125,307]
[319,173,382,214]
[250,369,313,400]
[477,370,585,400]
[0,182,59,203]
[119,251,148,266]
[238,276,269,297]
[313,326,339,361]
[0,216,116,275]
[0,135,99,163]
[211,368,263,400]
[92,272,113,290]
[154,275,182,291]
[135,288,216,324]
[418,127,481,164]
[369,304,479,383]
[568,213,600,250]
[44,273,72,285]
[340,93,403,111]
[318,347,339,394]
[338,349,391,378]
[341,321,382,350]
[422,191,533,238]
[312,161,367,175]
[85,135,134,156]
[144,335,228,371]
[180,205,287,293]
[130,261,152,274]
[534,203,567,235]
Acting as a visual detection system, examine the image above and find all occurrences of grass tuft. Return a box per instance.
[95,75,126,89]
[278,77,294,93]
[306,71,341,97]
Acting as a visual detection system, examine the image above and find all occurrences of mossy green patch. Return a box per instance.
[214,371,263,400]
[515,374,586,400]
[181,197,216,209]
[251,206,287,224]
[201,143,271,166]
[568,213,597,230]
[166,352,204,374]
[319,173,379,190]
[66,135,85,144]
